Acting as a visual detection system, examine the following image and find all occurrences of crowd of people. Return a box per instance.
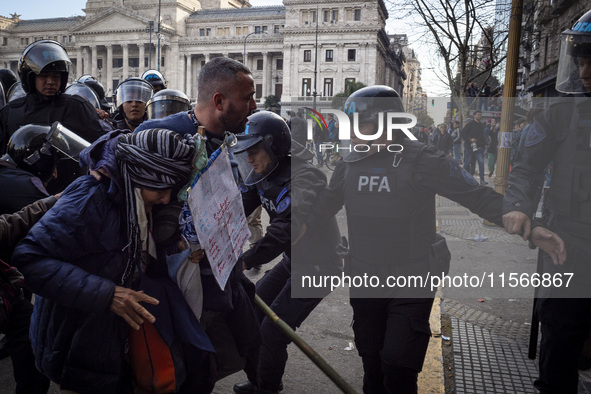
[0,9,590,394]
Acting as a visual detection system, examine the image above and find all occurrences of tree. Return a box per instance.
[263,94,281,114]
[331,81,367,109]
[385,0,518,121]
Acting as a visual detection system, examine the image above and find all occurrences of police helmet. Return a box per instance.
[141,69,167,91]
[6,82,26,102]
[81,78,110,112]
[115,77,153,107]
[18,40,71,94]
[6,122,90,182]
[0,69,18,95]
[146,89,192,119]
[234,111,291,185]
[556,9,591,94]
[0,83,5,109]
[65,82,101,109]
[344,85,405,125]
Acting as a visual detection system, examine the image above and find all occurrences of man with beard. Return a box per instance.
[134,56,261,385]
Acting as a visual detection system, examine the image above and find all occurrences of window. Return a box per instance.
[199,28,211,37]
[112,80,119,93]
[218,28,223,36]
[274,25,280,34]
[257,59,263,70]
[324,78,333,97]
[262,26,268,33]
[256,84,262,99]
[275,84,283,98]
[161,57,165,67]
[302,10,316,24]
[236,26,242,35]
[20,37,29,45]
[354,9,361,21]
[345,78,356,91]
[332,10,338,21]
[304,50,311,62]
[129,57,139,67]
[62,35,68,44]
[324,10,330,22]
[255,26,261,34]
[97,58,103,69]
[113,58,123,68]
[302,78,311,96]
[348,49,356,61]
[2,37,7,46]
[276,58,283,70]
[326,49,333,62]
[145,57,149,67]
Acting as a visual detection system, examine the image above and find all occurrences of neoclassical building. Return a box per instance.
[0,0,406,104]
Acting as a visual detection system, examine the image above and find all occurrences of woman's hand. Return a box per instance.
[110,286,159,330]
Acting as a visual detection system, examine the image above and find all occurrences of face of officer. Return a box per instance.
[247,142,272,174]
[141,189,172,214]
[35,71,61,99]
[218,71,257,135]
[579,57,591,92]
[122,100,147,128]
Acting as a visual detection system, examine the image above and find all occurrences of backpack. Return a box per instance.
[0,259,24,331]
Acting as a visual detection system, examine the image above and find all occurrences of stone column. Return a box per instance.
[91,45,98,78]
[336,43,343,91]
[186,54,192,99]
[106,45,113,96]
[82,47,90,75]
[76,47,83,78]
[139,44,145,71]
[264,52,272,98]
[122,44,129,80]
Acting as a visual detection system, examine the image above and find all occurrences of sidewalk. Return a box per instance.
[436,193,591,393]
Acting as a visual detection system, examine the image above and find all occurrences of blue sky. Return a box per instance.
[0,0,283,19]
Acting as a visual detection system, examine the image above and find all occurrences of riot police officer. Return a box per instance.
[0,122,89,215]
[146,88,192,119]
[0,40,103,155]
[502,9,591,393]
[232,111,341,394]
[312,86,503,393]
[111,77,153,131]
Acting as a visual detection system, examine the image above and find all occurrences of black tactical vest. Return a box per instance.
[343,141,435,272]
[546,99,591,225]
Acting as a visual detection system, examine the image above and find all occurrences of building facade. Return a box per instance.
[0,0,406,105]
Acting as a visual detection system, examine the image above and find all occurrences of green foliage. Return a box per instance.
[331,81,367,109]
[263,94,281,114]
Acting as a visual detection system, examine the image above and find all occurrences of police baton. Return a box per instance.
[528,248,543,360]
[254,294,358,394]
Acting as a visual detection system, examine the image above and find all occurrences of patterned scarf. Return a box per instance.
[115,128,195,284]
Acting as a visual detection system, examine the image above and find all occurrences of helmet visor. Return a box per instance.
[147,96,192,119]
[116,79,153,106]
[0,83,5,109]
[556,33,591,94]
[7,82,26,102]
[234,138,279,186]
[22,40,71,75]
[65,83,101,109]
[48,122,91,161]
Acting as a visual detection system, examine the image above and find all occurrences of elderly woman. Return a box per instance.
[13,128,197,393]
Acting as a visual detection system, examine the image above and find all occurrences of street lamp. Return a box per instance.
[243,31,268,64]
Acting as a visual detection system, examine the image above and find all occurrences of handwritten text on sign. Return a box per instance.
[187,147,250,290]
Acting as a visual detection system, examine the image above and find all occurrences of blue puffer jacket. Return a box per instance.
[12,156,130,392]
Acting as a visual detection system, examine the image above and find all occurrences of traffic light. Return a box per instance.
[431,99,434,106]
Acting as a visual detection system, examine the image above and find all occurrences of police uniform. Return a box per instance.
[0,159,50,216]
[317,140,503,393]
[503,96,591,393]
[0,92,104,194]
[240,155,341,392]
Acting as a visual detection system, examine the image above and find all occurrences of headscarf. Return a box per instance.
[115,128,195,284]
